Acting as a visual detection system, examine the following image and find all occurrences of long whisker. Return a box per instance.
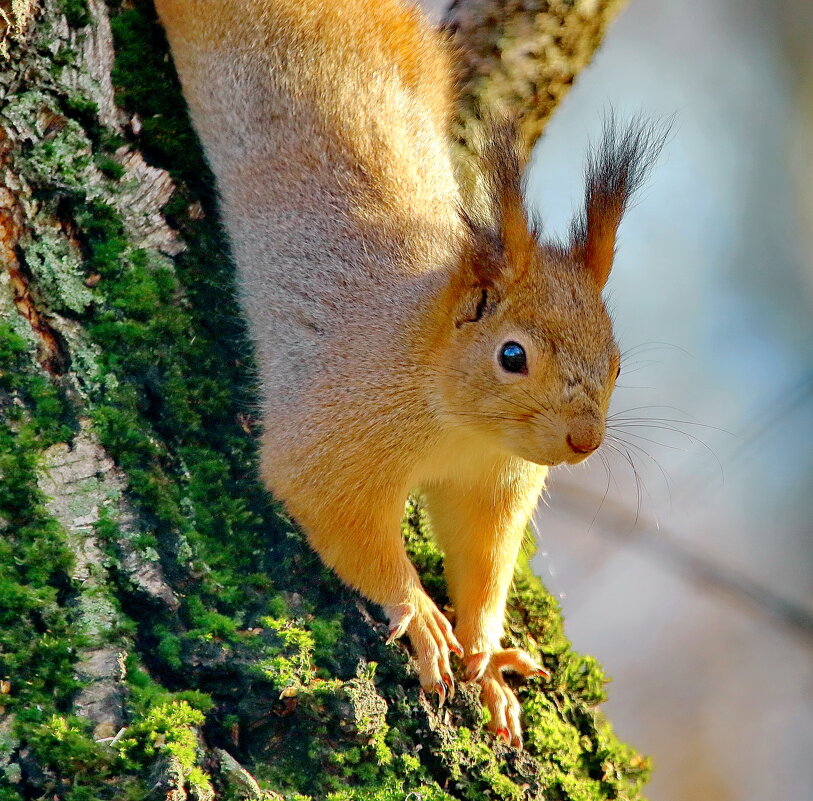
[588,449,615,533]
[608,414,736,436]
[603,439,643,525]
[607,433,673,513]
[609,404,736,429]
[621,341,694,360]
[607,427,692,453]
[609,403,698,417]
[618,358,662,371]
[608,422,725,480]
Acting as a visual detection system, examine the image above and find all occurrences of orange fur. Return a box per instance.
[156,0,661,745]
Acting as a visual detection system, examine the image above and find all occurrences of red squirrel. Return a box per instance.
[155,0,665,746]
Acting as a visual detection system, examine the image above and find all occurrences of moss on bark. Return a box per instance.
[0,1,650,799]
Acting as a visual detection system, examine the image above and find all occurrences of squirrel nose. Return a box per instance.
[566,430,602,454]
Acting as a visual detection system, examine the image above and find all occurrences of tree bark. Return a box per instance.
[445,0,626,155]
[0,1,649,799]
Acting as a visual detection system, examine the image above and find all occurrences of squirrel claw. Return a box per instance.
[435,681,447,706]
[442,673,455,699]
[491,647,549,678]
[385,624,405,645]
[464,651,490,682]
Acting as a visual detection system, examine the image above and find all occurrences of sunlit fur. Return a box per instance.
[156,0,663,743]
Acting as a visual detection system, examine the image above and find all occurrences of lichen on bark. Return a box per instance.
[445,0,627,155]
[0,1,649,799]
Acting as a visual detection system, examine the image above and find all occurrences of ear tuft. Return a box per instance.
[461,117,537,287]
[571,112,671,287]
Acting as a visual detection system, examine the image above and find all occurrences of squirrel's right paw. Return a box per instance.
[464,648,550,748]
[385,595,463,705]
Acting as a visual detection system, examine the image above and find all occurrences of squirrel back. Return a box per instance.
[156,0,461,281]
[156,0,465,418]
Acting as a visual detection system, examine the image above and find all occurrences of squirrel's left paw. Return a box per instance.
[385,594,463,706]
[465,648,550,748]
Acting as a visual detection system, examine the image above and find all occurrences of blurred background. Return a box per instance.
[423,1,813,799]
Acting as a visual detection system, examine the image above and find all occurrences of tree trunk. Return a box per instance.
[0,1,649,799]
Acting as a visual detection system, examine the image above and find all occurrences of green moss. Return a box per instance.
[310,612,344,669]
[94,153,126,180]
[117,700,204,765]
[323,777,456,801]
[125,655,213,716]
[0,324,135,798]
[154,625,184,671]
[24,715,106,778]
[62,93,98,120]
[58,0,92,28]
[71,198,129,277]
[256,617,316,690]
[109,659,216,789]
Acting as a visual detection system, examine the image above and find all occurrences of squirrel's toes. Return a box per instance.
[480,665,523,747]
[386,594,462,705]
[465,648,550,748]
[491,647,550,679]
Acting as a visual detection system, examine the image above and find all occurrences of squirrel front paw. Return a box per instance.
[464,648,550,748]
[385,594,463,705]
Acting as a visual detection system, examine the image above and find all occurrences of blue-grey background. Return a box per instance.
[424,2,813,798]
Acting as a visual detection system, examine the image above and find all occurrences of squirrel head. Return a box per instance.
[435,116,667,467]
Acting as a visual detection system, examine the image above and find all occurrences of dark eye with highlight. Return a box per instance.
[499,342,527,374]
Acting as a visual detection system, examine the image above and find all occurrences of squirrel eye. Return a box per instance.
[616,365,621,379]
[499,342,527,374]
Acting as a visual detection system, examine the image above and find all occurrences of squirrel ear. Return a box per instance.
[483,119,535,265]
[459,118,537,289]
[449,219,501,326]
[571,114,670,288]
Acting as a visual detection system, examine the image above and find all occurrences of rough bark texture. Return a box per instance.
[0,1,649,800]
[445,0,627,155]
